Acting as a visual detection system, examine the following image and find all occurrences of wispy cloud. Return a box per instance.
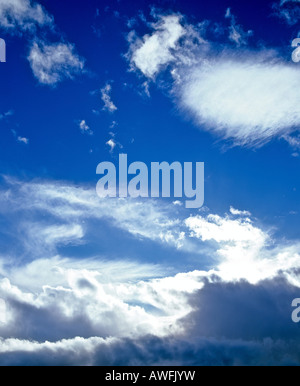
[178,56,300,147]
[225,8,253,47]
[128,12,300,148]
[272,0,300,25]
[17,136,29,145]
[101,84,118,113]
[0,0,85,86]
[0,110,14,120]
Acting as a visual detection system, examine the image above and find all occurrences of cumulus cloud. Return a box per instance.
[0,177,300,365]
[186,212,300,284]
[0,0,53,33]
[0,258,203,344]
[128,14,186,79]
[17,136,29,145]
[28,41,85,86]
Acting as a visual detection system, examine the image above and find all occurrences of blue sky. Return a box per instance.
[0,0,300,366]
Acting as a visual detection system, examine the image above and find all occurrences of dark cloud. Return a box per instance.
[180,275,300,341]
[1,335,300,366]
[1,274,300,366]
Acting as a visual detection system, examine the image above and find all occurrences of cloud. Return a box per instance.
[229,207,251,217]
[282,134,300,149]
[273,0,300,25]
[0,258,203,344]
[225,8,253,47]
[0,271,300,365]
[1,333,300,366]
[0,177,186,251]
[186,211,300,284]
[1,177,300,364]
[106,138,117,152]
[28,40,85,86]
[78,120,93,135]
[128,12,300,148]
[0,1,85,86]
[101,84,118,113]
[0,0,53,33]
[128,14,186,79]
[177,56,300,147]
[17,136,29,145]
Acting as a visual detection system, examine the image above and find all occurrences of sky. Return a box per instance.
[0,0,300,366]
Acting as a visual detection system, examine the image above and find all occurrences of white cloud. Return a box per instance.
[129,12,300,148]
[0,178,185,250]
[230,207,251,216]
[28,41,85,86]
[101,84,117,113]
[186,212,300,284]
[0,258,203,343]
[178,57,300,147]
[0,0,53,33]
[0,178,300,364]
[0,298,6,324]
[17,136,29,145]
[128,14,186,78]
[282,134,300,149]
[78,120,93,135]
[106,138,116,152]
[0,1,85,86]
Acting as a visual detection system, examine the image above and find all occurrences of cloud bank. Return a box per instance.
[0,178,300,365]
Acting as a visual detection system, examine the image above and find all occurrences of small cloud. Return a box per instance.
[110,121,118,130]
[101,84,118,113]
[17,136,29,145]
[283,134,300,149]
[0,110,14,120]
[289,210,298,215]
[272,0,300,25]
[106,139,117,153]
[28,40,85,86]
[225,8,253,47]
[173,200,183,206]
[78,120,93,135]
[230,207,251,217]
